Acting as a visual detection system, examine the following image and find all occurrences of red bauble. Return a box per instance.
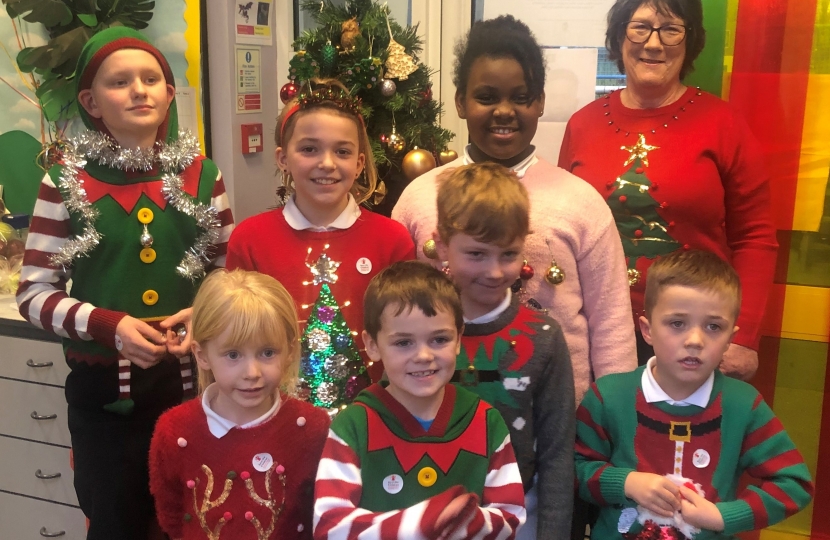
[419,85,433,105]
[619,195,628,203]
[634,229,643,238]
[520,264,534,280]
[280,82,299,104]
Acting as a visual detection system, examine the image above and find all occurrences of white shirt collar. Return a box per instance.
[641,357,713,407]
[201,383,281,438]
[464,289,512,324]
[283,193,361,231]
[462,145,538,179]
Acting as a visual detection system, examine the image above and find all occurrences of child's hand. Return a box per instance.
[624,472,681,517]
[435,492,478,539]
[678,486,724,532]
[160,308,193,357]
[115,316,167,368]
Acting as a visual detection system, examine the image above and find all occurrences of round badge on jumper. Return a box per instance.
[252,453,273,472]
[692,449,711,468]
[383,474,403,494]
[356,257,372,275]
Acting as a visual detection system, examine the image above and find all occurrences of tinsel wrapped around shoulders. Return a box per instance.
[50,130,221,280]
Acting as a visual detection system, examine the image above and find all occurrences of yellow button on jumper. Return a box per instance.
[142,290,159,305]
[137,208,154,224]
[140,248,157,263]
[417,466,437,487]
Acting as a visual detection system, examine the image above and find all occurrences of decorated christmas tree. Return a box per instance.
[606,134,680,286]
[299,282,370,412]
[283,0,456,213]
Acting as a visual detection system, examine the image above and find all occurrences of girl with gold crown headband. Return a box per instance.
[227,79,414,413]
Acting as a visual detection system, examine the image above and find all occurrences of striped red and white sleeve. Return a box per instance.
[208,174,234,269]
[314,430,472,540]
[16,173,111,342]
[446,433,526,540]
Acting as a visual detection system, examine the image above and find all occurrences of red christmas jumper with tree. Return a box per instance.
[149,395,330,540]
[558,87,777,350]
[226,205,415,381]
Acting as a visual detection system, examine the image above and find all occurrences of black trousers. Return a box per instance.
[68,405,165,540]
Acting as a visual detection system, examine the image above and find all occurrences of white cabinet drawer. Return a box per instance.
[0,378,70,447]
[0,436,77,506]
[0,336,67,386]
[0,491,86,539]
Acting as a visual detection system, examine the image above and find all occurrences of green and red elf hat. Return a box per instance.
[75,27,179,145]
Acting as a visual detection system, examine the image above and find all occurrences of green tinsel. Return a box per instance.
[299,284,370,410]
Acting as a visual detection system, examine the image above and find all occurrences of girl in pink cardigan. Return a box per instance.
[392,16,636,405]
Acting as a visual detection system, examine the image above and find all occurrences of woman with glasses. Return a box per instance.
[559,0,775,380]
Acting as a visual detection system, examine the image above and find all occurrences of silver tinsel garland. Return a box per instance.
[51,130,220,280]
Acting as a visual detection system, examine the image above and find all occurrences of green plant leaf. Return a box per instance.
[78,13,98,26]
[4,0,73,27]
[35,74,78,122]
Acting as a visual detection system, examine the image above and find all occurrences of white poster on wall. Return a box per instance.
[483,0,615,48]
[532,48,598,164]
[236,46,263,114]
[235,0,274,45]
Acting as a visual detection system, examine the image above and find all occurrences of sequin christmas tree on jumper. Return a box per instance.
[606,134,680,286]
[298,248,370,411]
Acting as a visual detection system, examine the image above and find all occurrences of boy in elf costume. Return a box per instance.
[575,250,812,539]
[314,261,526,539]
[432,162,576,539]
[17,27,233,540]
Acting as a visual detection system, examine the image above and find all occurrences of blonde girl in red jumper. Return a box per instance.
[226,80,415,389]
[149,269,329,540]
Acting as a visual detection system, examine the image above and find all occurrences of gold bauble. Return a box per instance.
[438,149,459,165]
[422,239,438,259]
[402,147,437,180]
[388,131,406,153]
[544,260,565,285]
[627,268,641,287]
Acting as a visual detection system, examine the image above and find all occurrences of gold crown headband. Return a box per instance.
[280,86,364,141]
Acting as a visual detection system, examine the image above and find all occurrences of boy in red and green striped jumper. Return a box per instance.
[314,261,526,539]
[575,250,812,539]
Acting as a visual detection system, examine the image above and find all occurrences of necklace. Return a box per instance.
[52,130,221,280]
[602,87,703,137]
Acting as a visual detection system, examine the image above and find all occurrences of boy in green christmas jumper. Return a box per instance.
[16,27,234,540]
[575,250,813,540]
[432,162,576,539]
[314,261,526,539]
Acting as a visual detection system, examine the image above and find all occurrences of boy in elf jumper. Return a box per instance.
[17,28,233,539]
[575,250,812,539]
[433,162,575,539]
[313,261,526,539]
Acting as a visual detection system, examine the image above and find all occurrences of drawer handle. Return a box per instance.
[27,359,54,368]
[31,411,58,421]
[40,527,66,537]
[35,469,62,480]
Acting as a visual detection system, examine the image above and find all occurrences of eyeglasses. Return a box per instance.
[625,21,687,46]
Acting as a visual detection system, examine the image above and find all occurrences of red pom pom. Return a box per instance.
[245,511,254,521]
[520,264,535,280]
[635,167,644,174]
[668,221,675,228]
[241,471,251,480]
[280,82,299,104]
[223,511,233,521]
[634,230,643,238]
[619,195,628,203]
